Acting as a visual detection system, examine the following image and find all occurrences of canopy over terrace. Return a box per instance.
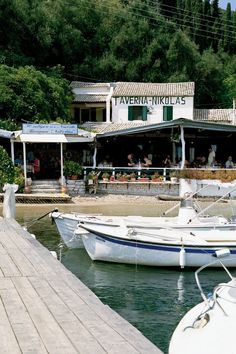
[12,124,95,186]
[94,118,236,168]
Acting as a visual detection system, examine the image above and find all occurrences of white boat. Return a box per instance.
[50,197,236,249]
[78,222,236,267]
[169,260,236,354]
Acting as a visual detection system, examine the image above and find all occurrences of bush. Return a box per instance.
[14,166,24,193]
[171,169,236,181]
[0,146,15,191]
[64,160,82,177]
[102,172,110,179]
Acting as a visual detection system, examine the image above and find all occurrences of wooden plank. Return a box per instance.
[29,276,107,354]
[12,277,78,354]
[0,219,163,354]
[0,296,22,353]
[60,273,163,354]
[0,278,48,354]
[0,254,21,277]
[44,277,154,354]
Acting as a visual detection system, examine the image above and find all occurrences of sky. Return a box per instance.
[219,0,236,11]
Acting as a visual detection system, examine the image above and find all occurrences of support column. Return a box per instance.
[92,143,97,169]
[23,142,27,186]
[180,126,185,170]
[10,140,15,164]
[60,143,64,186]
[106,85,113,122]
[172,142,176,164]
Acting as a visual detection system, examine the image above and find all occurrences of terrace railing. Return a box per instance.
[82,166,180,182]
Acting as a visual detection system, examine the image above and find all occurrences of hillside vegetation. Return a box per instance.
[1,0,236,126]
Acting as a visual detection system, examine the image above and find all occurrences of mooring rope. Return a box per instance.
[23,208,58,229]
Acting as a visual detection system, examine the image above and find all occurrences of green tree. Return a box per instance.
[0,146,15,190]
[166,30,201,82]
[196,49,226,107]
[0,65,73,124]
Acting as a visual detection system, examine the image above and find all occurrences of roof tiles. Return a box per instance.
[112,82,195,97]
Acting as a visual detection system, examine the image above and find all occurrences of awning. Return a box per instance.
[96,118,236,138]
[15,133,94,143]
[0,129,14,139]
[13,127,95,143]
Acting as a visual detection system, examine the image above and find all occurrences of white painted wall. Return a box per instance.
[73,86,111,95]
[112,96,194,123]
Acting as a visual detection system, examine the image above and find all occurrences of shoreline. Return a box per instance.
[71,194,231,205]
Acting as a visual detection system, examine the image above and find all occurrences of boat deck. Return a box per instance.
[0,217,162,354]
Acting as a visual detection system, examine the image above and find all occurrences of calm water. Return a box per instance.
[12,201,236,354]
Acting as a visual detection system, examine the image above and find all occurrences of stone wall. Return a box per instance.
[66,179,236,198]
[98,181,179,196]
[66,180,86,196]
[66,180,179,197]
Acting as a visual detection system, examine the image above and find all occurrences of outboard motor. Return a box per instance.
[180,199,194,208]
[177,199,198,224]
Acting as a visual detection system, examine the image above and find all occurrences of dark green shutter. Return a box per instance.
[163,106,173,121]
[142,106,147,121]
[128,106,133,121]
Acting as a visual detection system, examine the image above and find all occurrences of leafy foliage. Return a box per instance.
[171,169,236,181]
[0,0,236,113]
[64,160,82,177]
[0,65,73,123]
[0,146,15,190]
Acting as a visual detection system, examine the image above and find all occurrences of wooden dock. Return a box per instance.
[0,193,72,204]
[0,217,163,354]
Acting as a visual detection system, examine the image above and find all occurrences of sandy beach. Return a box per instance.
[72,194,170,205]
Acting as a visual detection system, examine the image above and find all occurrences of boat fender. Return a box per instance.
[179,248,186,269]
[213,248,231,258]
[193,313,210,329]
[50,251,57,259]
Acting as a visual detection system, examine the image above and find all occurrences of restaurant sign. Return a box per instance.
[22,124,78,135]
[114,96,186,105]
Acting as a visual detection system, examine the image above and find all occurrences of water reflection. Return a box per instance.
[62,248,235,353]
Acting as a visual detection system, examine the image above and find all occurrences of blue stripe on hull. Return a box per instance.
[94,234,236,255]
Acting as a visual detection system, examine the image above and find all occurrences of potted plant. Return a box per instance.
[102,171,110,182]
[87,171,98,185]
[151,172,160,182]
[116,172,127,182]
[64,160,82,180]
[138,173,150,182]
[110,175,115,182]
[129,172,136,181]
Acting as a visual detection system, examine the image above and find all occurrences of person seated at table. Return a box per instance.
[27,150,34,163]
[225,156,234,169]
[15,154,23,167]
[33,155,40,177]
[127,153,137,167]
[98,156,113,167]
[163,155,172,167]
[141,155,152,167]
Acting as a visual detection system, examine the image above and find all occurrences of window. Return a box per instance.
[73,106,109,123]
[163,106,173,121]
[128,106,147,121]
[81,109,90,123]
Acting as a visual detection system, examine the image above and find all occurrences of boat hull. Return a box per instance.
[169,279,236,354]
[53,215,84,248]
[82,232,236,267]
[51,211,236,249]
